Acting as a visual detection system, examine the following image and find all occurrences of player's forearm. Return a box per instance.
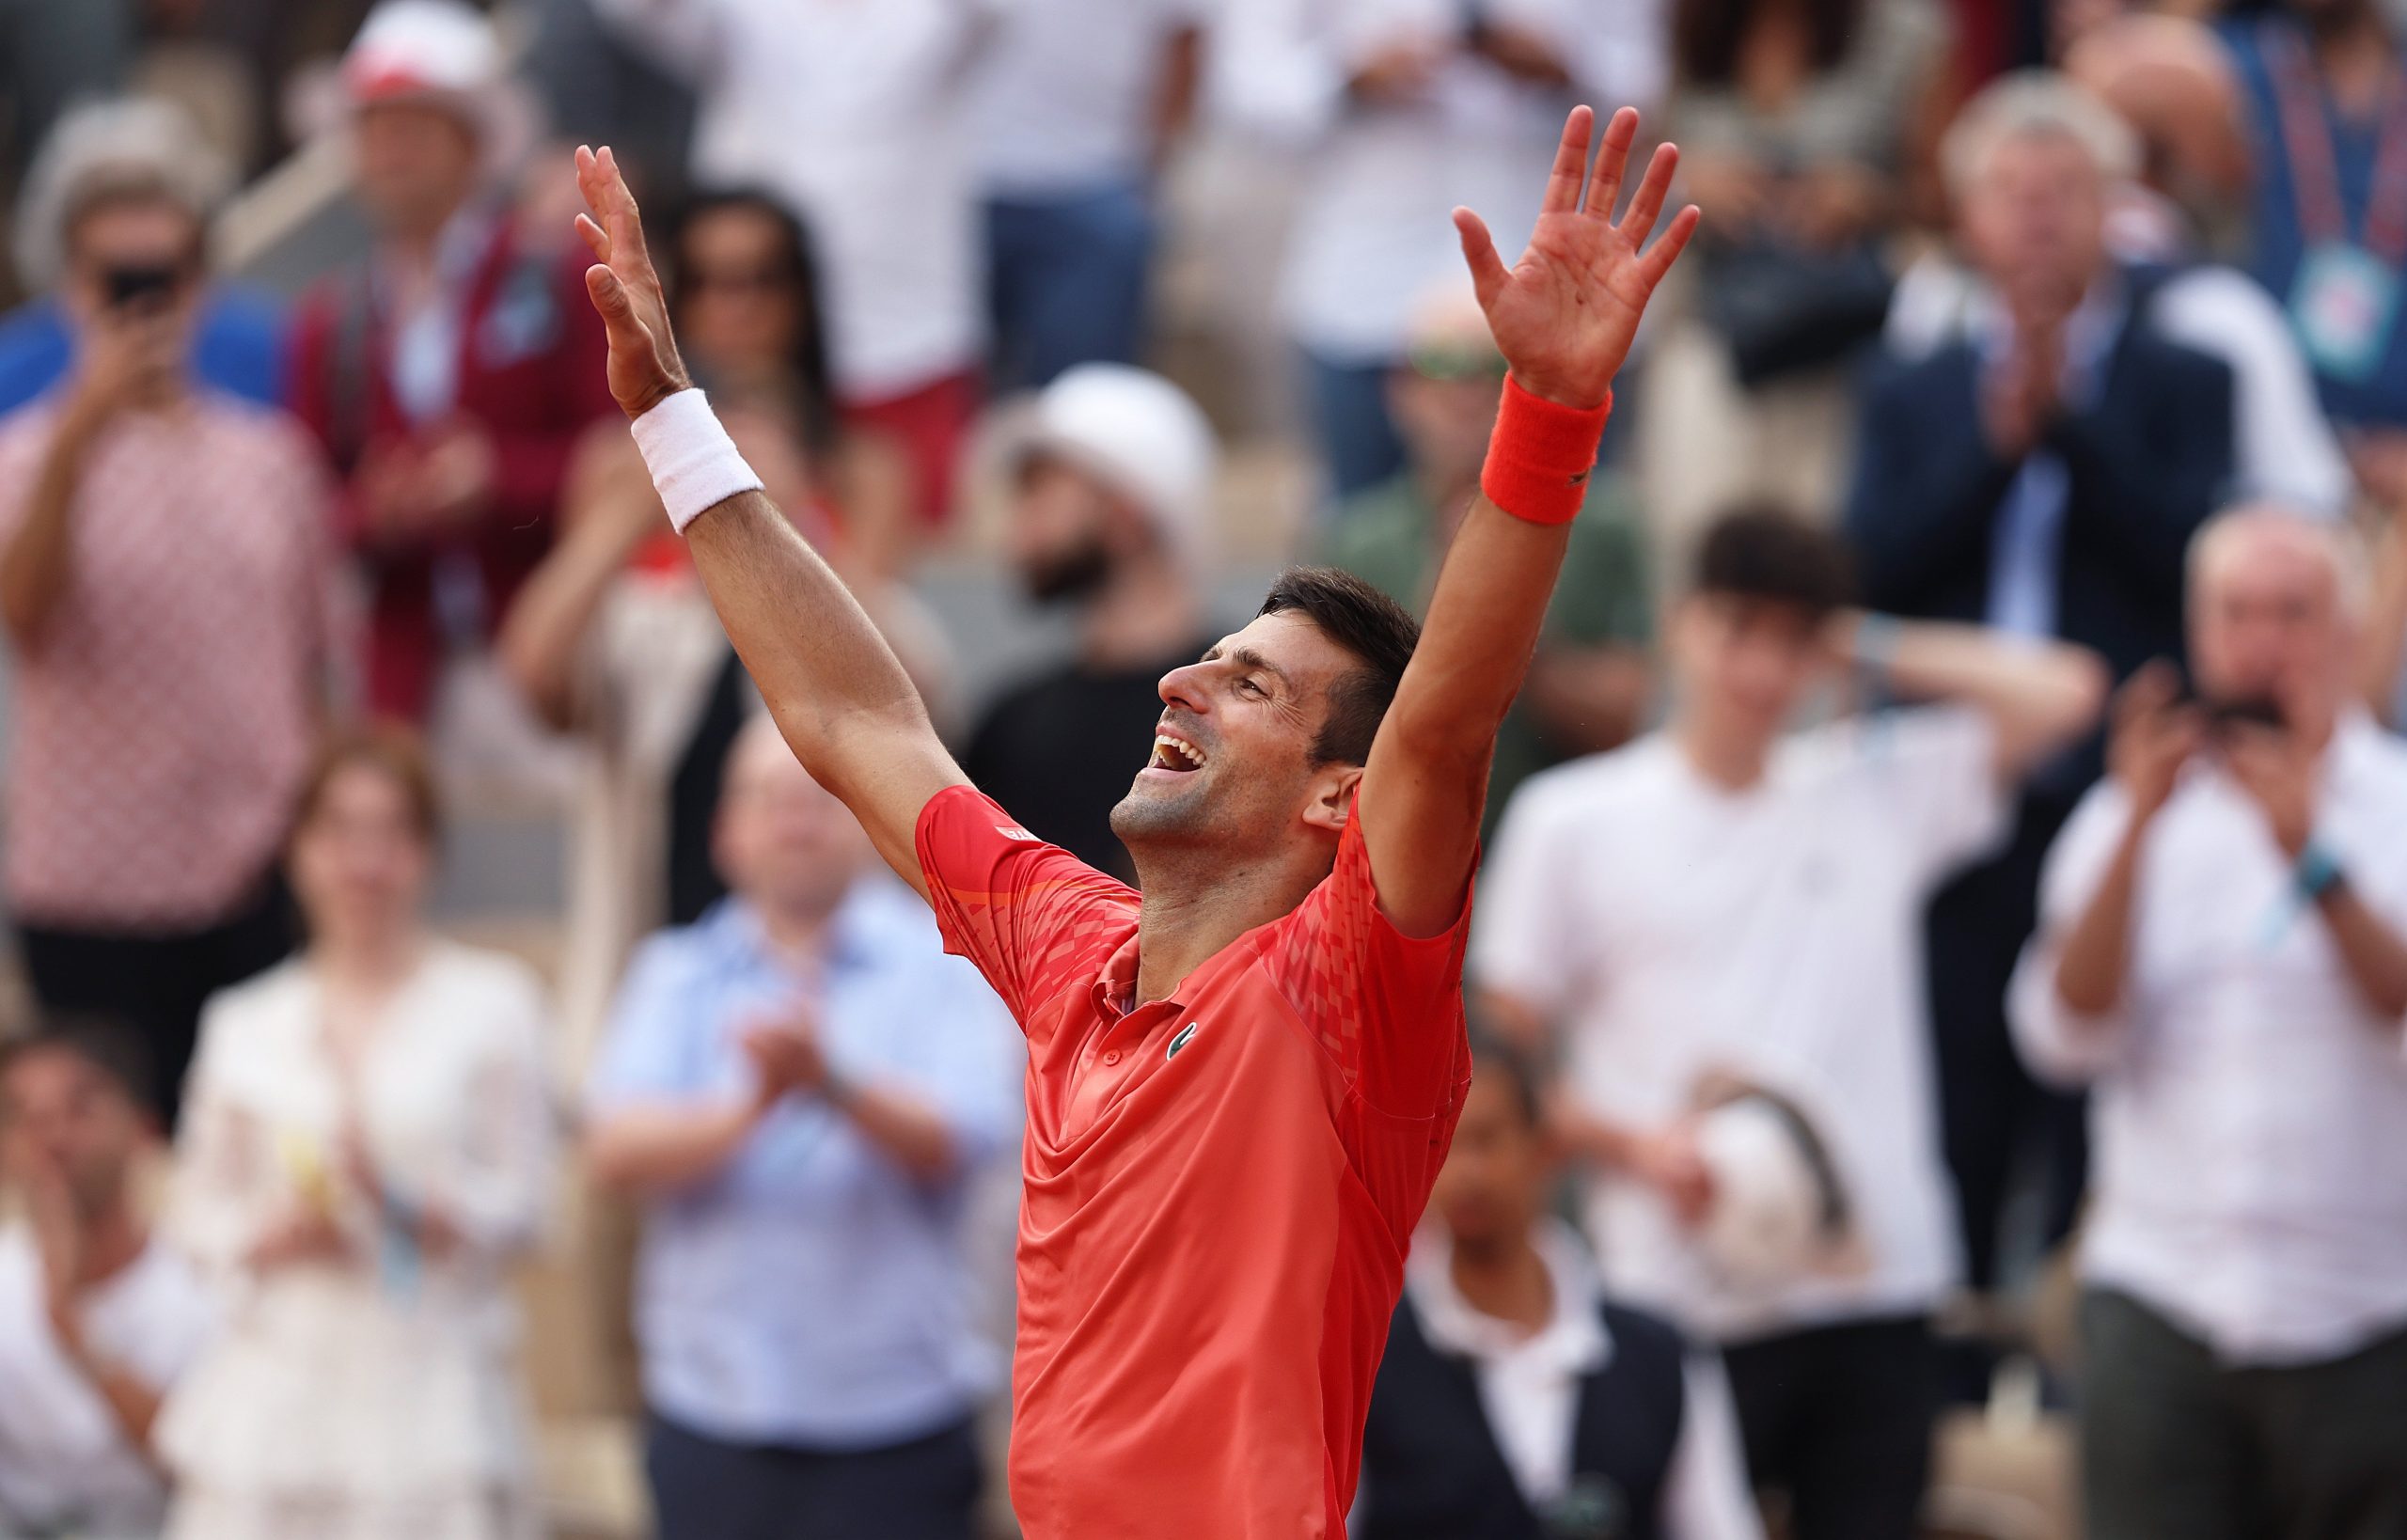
[682,489,966,888]
[1849,615,2107,775]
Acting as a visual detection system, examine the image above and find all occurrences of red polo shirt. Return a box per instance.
[916,784,1472,1539]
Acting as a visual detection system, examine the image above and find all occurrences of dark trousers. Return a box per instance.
[16,874,294,1128]
[985,181,1155,394]
[1927,790,2088,1289]
[2081,1290,2407,1540]
[1721,1314,1937,1540]
[645,1412,983,1540]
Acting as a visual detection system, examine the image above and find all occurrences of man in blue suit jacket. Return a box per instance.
[1843,76,2237,1306]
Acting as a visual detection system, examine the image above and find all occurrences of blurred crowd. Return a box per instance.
[0,0,2405,1537]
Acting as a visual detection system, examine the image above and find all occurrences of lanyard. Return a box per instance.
[2268,25,2407,261]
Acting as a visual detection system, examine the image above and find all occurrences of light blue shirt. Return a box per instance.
[1983,283,2125,639]
[587,884,1024,1449]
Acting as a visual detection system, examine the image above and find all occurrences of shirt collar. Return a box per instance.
[1407,1218,1613,1375]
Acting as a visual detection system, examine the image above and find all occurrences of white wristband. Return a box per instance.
[629,387,763,533]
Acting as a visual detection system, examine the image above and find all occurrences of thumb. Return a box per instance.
[584,263,644,338]
[1453,208,1510,311]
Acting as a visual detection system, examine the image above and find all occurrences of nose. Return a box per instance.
[1157,660,1210,715]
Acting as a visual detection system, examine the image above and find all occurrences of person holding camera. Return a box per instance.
[2011,507,2407,1540]
[0,103,338,1127]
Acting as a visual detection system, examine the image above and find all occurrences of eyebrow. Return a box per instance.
[1200,644,1292,689]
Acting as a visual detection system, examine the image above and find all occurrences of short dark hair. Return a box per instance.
[1692,505,1855,619]
[1466,1027,1544,1131]
[0,1016,155,1114]
[291,725,445,849]
[1258,567,1422,765]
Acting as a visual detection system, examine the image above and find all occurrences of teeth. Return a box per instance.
[1152,733,1205,771]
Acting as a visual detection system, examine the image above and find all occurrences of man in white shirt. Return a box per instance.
[0,1024,212,1539]
[2010,507,2407,1540]
[1211,0,1664,496]
[1475,509,2105,1540]
[970,0,1204,392]
[1356,1032,1762,1540]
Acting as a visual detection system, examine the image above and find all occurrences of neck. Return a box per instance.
[1127,843,1328,1003]
[1675,712,1773,791]
[756,896,838,963]
[314,925,424,998]
[1450,1227,1553,1333]
[72,1197,147,1288]
[1079,557,1202,672]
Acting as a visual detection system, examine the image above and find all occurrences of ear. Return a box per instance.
[1299,762,1364,837]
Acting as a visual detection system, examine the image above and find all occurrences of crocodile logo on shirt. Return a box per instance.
[1167,1022,1200,1061]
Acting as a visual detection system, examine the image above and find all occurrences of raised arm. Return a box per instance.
[572,147,965,899]
[1361,106,1696,936]
[1840,614,2109,778]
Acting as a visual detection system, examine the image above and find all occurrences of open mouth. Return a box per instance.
[1148,731,1208,774]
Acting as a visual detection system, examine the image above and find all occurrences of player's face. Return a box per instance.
[1111,610,1363,858]
[1674,593,1834,746]
[1430,1073,1545,1250]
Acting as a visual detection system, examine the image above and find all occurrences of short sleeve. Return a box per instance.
[914,784,1137,1035]
[1847,705,2008,887]
[1470,775,1585,1021]
[1261,794,1472,1121]
[2008,783,2138,1087]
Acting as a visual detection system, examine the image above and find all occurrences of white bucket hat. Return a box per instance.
[12,98,233,294]
[1006,365,1220,576]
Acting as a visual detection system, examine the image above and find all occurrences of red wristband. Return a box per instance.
[1479,375,1612,526]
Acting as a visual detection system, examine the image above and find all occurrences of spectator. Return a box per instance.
[970,0,1203,392]
[1885,69,2352,519]
[0,1023,212,1540]
[1212,0,1665,497]
[160,731,557,1540]
[961,364,1219,882]
[585,714,1021,1540]
[0,116,338,1124]
[1845,72,2235,1294]
[590,0,992,526]
[1475,511,2103,1540]
[289,0,614,724]
[499,189,939,1055]
[2011,509,2407,1540]
[1319,284,1652,820]
[2,100,283,416]
[2224,0,2407,458]
[1355,1032,1764,1540]
[1637,0,1950,594]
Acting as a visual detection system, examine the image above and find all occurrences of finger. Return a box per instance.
[1452,207,1511,311]
[599,146,652,268]
[584,263,649,350]
[574,211,610,264]
[574,144,606,221]
[1618,141,1681,249]
[1541,105,1595,216]
[1637,203,1702,289]
[2115,659,2181,726]
[1583,105,1641,217]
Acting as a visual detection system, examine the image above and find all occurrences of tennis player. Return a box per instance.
[571,105,1698,1540]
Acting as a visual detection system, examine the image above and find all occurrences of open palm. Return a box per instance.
[1455,106,1700,410]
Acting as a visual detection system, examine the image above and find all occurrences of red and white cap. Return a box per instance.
[342,0,505,126]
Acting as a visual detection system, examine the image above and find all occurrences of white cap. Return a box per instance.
[339,0,534,175]
[12,98,232,293]
[1010,365,1219,574]
[1691,1095,1844,1291]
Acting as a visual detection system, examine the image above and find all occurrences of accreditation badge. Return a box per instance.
[2289,242,2401,382]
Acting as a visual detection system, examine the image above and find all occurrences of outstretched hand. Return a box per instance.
[574,145,692,420]
[1454,106,1700,409]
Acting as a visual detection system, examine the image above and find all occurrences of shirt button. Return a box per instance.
[1102,1050,1122,1066]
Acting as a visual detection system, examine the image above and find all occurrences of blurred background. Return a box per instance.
[0,0,2404,1535]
